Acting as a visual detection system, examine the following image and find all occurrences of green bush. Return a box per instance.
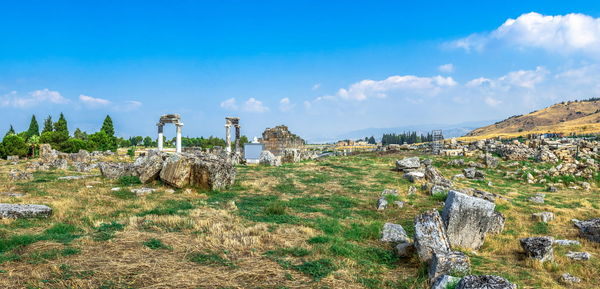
[2,134,29,158]
[118,176,141,186]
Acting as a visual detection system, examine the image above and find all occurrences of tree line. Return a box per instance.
[0,113,248,159]
[381,132,434,145]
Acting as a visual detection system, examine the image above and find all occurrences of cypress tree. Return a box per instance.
[5,125,15,137]
[27,115,40,137]
[100,115,115,137]
[54,113,69,136]
[42,115,53,133]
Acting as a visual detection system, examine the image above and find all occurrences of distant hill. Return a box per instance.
[305,120,495,143]
[465,99,600,139]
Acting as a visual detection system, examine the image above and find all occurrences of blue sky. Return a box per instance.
[1,1,600,141]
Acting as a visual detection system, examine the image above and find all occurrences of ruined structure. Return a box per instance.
[225,117,241,154]
[259,125,305,156]
[157,114,184,153]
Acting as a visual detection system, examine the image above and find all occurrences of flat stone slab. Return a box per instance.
[57,175,99,180]
[0,203,52,219]
[554,239,580,246]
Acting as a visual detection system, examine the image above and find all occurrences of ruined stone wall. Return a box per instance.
[259,125,305,156]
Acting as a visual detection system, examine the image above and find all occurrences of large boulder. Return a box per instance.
[463,167,484,179]
[0,204,52,219]
[520,236,554,262]
[70,150,90,163]
[189,153,236,190]
[159,153,236,190]
[414,210,451,262]
[281,148,301,163]
[40,144,58,162]
[487,212,505,234]
[98,162,134,179]
[483,154,499,168]
[573,218,600,243]
[456,275,516,289]
[428,251,470,282]
[396,157,420,171]
[442,190,496,250]
[259,151,281,166]
[133,152,167,183]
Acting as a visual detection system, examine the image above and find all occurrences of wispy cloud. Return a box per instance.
[220,97,269,113]
[336,75,457,101]
[279,97,295,112]
[438,63,454,73]
[79,94,111,106]
[0,88,69,108]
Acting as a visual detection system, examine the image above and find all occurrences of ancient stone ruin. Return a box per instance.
[157,114,184,153]
[259,125,305,156]
[224,117,241,154]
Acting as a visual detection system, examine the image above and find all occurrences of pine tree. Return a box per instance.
[27,115,40,137]
[101,115,115,137]
[54,113,69,136]
[42,115,53,133]
[74,128,87,140]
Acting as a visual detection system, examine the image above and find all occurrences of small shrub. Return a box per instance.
[432,192,448,202]
[264,202,286,216]
[532,222,550,234]
[118,176,141,186]
[143,238,172,250]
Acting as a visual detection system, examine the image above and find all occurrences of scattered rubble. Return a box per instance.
[455,275,517,289]
[532,212,555,223]
[573,218,600,243]
[414,210,451,262]
[520,236,554,262]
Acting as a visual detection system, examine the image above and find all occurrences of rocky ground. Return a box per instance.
[0,148,599,288]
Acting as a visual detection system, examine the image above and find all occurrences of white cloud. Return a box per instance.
[79,94,110,106]
[0,88,69,108]
[243,97,269,113]
[279,97,295,112]
[466,66,548,90]
[450,12,600,55]
[336,75,457,101]
[312,83,321,90]
[438,63,455,73]
[220,98,238,110]
[221,97,269,113]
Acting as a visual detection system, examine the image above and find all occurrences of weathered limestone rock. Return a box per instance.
[9,169,33,181]
[565,251,591,261]
[159,153,236,190]
[535,147,558,162]
[133,153,166,183]
[281,148,301,163]
[520,236,554,262]
[488,211,505,234]
[395,242,415,257]
[447,159,465,167]
[559,273,581,285]
[57,175,97,180]
[431,275,461,289]
[573,218,600,243]
[381,223,410,243]
[529,193,545,204]
[404,171,425,182]
[42,158,68,170]
[99,162,134,179]
[408,186,417,195]
[554,239,580,246]
[425,166,452,187]
[442,190,496,250]
[0,204,52,219]
[483,154,499,168]
[428,251,470,282]
[73,162,98,172]
[532,212,554,223]
[69,150,90,163]
[414,210,451,262]
[259,125,305,156]
[456,275,517,289]
[463,167,484,179]
[396,157,420,171]
[259,151,281,166]
[40,144,58,162]
[430,185,449,196]
[7,155,19,161]
[130,187,157,195]
[376,198,388,210]
[547,185,558,192]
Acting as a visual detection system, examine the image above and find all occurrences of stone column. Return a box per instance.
[225,124,232,153]
[157,124,164,151]
[176,123,183,153]
[234,125,241,154]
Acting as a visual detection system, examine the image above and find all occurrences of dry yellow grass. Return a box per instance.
[0,151,598,288]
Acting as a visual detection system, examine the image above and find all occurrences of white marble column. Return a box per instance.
[176,124,183,153]
[157,124,164,151]
[234,125,241,154]
[225,124,232,153]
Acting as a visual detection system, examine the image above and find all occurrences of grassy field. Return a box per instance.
[0,152,599,288]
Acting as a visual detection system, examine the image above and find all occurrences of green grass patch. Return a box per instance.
[143,238,172,250]
[118,175,142,186]
[111,189,136,200]
[531,222,550,234]
[137,200,194,216]
[93,222,125,241]
[292,258,336,281]
[188,252,235,267]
